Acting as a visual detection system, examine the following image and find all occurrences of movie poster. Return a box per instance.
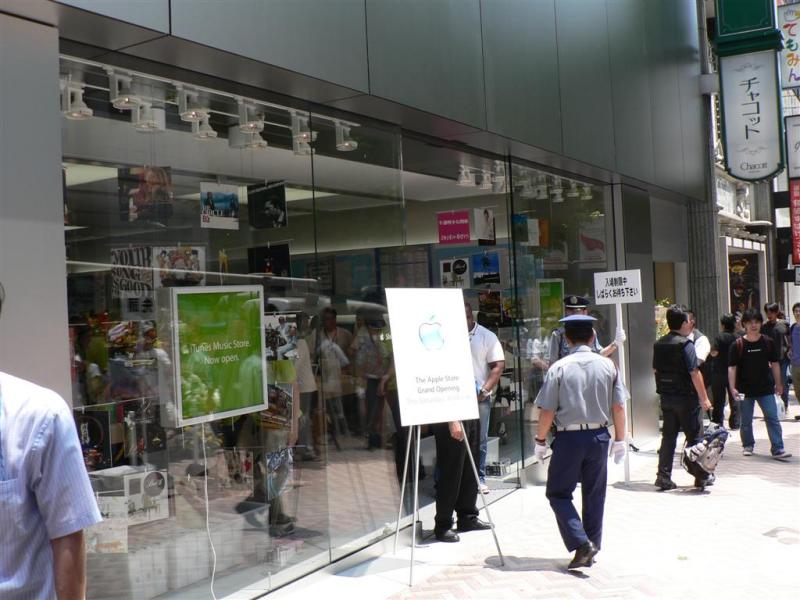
[440,258,471,289]
[200,182,240,230]
[118,166,174,223]
[248,243,291,277]
[152,246,205,288]
[248,182,288,229]
[471,252,501,287]
[729,253,761,315]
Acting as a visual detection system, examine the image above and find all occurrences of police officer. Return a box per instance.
[534,314,628,569]
[547,295,622,365]
[652,305,713,491]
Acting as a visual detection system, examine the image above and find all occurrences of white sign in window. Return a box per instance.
[786,115,800,179]
[593,269,642,305]
[386,288,479,427]
[720,50,783,181]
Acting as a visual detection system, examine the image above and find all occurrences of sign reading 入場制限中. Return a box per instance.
[593,270,642,305]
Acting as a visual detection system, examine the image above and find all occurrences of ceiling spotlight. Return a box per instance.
[550,177,564,203]
[566,180,581,199]
[61,83,93,120]
[108,72,140,110]
[457,166,475,187]
[238,101,264,133]
[534,175,548,200]
[580,184,593,200]
[228,125,266,149]
[519,180,535,198]
[292,139,312,155]
[480,170,493,190]
[192,116,217,140]
[133,103,165,133]
[178,88,208,122]
[335,121,358,151]
[291,112,317,144]
[243,133,267,149]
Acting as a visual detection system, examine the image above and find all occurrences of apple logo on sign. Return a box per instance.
[419,315,445,351]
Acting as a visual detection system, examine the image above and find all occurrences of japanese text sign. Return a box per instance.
[779,4,800,89]
[720,50,783,180]
[786,115,800,178]
[790,179,800,265]
[386,288,479,427]
[437,210,471,245]
[593,269,642,305]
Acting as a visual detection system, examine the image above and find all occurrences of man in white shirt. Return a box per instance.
[467,303,505,493]
[686,309,711,367]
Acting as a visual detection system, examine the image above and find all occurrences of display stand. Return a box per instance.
[393,421,504,587]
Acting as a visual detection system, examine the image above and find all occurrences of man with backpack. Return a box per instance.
[762,303,790,412]
[729,308,792,460]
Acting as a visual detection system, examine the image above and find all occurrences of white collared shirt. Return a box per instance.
[469,324,505,387]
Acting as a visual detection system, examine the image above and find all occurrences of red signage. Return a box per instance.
[791,178,800,264]
[437,210,471,245]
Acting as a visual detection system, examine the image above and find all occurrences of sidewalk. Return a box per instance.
[272,409,800,600]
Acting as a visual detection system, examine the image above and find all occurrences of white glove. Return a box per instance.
[611,440,626,464]
[614,329,626,346]
[534,441,547,461]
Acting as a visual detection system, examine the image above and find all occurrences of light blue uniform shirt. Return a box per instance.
[535,346,629,428]
[0,372,102,599]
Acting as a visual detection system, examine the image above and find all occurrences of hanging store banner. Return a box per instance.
[790,178,800,265]
[385,288,478,427]
[787,115,800,178]
[779,4,800,88]
[437,210,471,245]
[720,50,783,181]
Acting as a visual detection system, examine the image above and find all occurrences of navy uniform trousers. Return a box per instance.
[545,427,611,551]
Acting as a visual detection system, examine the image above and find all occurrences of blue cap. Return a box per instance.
[559,314,597,324]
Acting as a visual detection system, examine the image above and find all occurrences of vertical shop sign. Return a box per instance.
[437,210,471,244]
[789,178,800,264]
[719,50,784,180]
[786,115,800,178]
[779,4,800,88]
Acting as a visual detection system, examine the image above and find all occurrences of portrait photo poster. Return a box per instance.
[118,166,174,224]
[200,182,240,230]
[248,181,288,229]
[474,207,496,246]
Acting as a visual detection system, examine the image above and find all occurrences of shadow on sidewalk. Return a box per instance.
[482,555,588,578]
[610,480,709,495]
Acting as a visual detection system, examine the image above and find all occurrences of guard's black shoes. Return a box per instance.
[567,540,598,569]
[456,518,492,532]
[434,529,460,543]
[654,476,677,491]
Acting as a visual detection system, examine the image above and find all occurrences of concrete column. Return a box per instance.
[0,14,71,399]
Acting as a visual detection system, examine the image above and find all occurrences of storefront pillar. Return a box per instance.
[0,14,70,398]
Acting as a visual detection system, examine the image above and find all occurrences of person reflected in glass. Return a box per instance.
[308,307,352,437]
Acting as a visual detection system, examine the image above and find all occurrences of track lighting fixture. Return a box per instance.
[335,121,358,151]
[457,165,475,187]
[480,170,493,190]
[492,160,506,193]
[108,72,140,110]
[519,180,535,198]
[133,103,165,133]
[566,180,580,199]
[61,82,93,120]
[228,125,266,149]
[178,88,208,122]
[549,176,564,202]
[192,116,217,140]
[580,184,593,201]
[238,101,264,133]
[291,112,317,144]
[534,175,548,200]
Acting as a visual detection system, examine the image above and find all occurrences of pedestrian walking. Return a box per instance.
[653,305,713,491]
[0,282,102,598]
[761,303,790,412]
[728,308,792,460]
[789,303,800,421]
[534,314,627,569]
[709,313,739,429]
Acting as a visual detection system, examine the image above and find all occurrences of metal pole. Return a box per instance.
[615,303,631,485]
[393,424,414,554]
[460,421,504,566]
[410,426,422,586]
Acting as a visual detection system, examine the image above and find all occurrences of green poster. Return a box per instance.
[173,285,267,426]
[537,278,564,335]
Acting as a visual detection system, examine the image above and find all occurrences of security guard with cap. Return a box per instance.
[534,314,628,569]
[548,295,622,365]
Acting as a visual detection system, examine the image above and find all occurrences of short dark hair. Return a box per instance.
[793,302,800,313]
[321,307,337,318]
[764,302,779,314]
[741,308,763,324]
[720,313,736,332]
[563,322,594,344]
[666,305,688,331]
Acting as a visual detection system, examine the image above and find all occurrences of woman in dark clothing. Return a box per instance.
[709,313,739,429]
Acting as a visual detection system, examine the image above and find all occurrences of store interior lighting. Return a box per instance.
[549,176,564,202]
[491,160,506,193]
[580,184,593,200]
[192,115,217,140]
[133,102,165,133]
[457,165,475,186]
[60,81,93,120]
[291,112,317,144]
[335,121,358,151]
[534,175,548,200]
[566,180,580,199]
[238,101,264,133]
[108,72,140,110]
[228,125,266,149]
[178,88,208,122]
[479,170,493,190]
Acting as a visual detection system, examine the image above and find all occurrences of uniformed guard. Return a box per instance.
[534,314,628,569]
[547,295,622,366]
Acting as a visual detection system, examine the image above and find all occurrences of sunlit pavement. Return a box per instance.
[271,406,800,600]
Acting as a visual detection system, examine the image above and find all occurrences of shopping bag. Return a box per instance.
[775,395,786,420]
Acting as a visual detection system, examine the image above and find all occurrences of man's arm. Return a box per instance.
[600,343,617,357]
[690,369,712,411]
[611,403,626,442]
[51,530,87,600]
[481,360,505,396]
[771,361,784,396]
[728,365,738,397]
[536,408,556,442]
